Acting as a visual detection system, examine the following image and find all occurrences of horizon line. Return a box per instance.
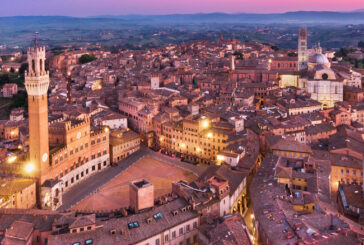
[0,9,363,18]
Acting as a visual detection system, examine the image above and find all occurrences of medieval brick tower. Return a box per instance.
[298,27,308,71]
[25,40,50,182]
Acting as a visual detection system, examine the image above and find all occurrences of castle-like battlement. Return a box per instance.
[51,145,68,159]
[25,70,49,78]
[25,44,49,96]
[48,119,67,133]
[48,116,90,135]
[90,128,107,138]
[27,46,46,54]
[25,76,49,96]
[65,118,89,131]
[49,117,65,125]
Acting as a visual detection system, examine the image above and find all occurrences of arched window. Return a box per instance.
[32,59,35,73]
[40,59,43,72]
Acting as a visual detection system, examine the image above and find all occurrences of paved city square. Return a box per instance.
[72,156,197,211]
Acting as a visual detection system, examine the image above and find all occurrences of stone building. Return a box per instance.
[47,117,110,190]
[109,129,140,164]
[306,61,343,109]
[0,178,36,209]
[24,42,110,210]
[2,83,18,98]
[160,116,231,164]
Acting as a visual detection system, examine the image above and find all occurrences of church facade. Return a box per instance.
[296,28,344,109]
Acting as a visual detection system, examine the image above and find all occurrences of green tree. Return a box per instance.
[78,54,97,64]
[233,51,244,60]
[110,46,120,54]
[19,63,28,75]
[288,52,298,57]
[10,91,27,110]
[271,45,280,51]
[335,48,348,58]
[0,74,10,86]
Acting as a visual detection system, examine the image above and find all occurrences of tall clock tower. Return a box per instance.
[25,40,50,182]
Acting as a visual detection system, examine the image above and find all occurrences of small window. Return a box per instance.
[85,239,93,245]
[127,221,139,229]
[153,212,163,221]
[72,243,80,245]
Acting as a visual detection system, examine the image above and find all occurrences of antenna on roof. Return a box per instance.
[34,32,39,48]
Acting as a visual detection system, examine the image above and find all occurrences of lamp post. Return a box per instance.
[24,162,35,175]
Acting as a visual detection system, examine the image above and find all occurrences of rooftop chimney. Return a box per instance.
[129,179,154,213]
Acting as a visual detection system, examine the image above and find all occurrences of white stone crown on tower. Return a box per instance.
[25,45,50,96]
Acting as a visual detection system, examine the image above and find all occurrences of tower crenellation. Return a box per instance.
[26,46,48,77]
[25,44,50,96]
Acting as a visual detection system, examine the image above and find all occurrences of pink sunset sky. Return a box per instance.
[0,0,363,16]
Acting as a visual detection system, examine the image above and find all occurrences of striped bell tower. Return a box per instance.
[298,27,308,71]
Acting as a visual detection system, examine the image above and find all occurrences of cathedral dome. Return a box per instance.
[309,53,330,65]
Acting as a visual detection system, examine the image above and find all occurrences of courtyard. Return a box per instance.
[72,156,197,211]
